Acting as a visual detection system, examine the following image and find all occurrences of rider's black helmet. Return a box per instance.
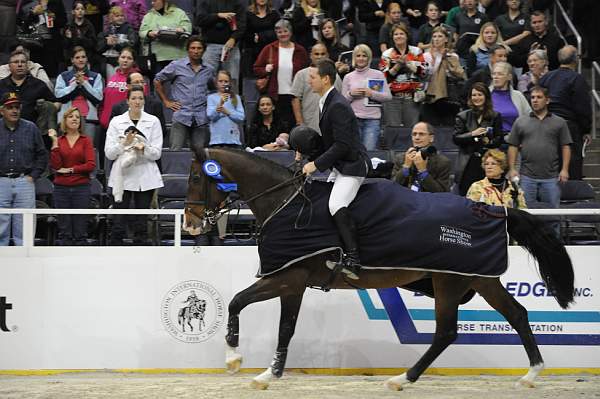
[289,125,324,161]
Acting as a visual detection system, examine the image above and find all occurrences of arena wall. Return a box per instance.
[0,246,599,373]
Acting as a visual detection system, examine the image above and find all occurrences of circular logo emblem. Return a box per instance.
[474,18,481,24]
[161,280,225,343]
[518,19,525,25]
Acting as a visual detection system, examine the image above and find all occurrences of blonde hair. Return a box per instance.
[60,107,84,135]
[481,149,508,172]
[352,44,372,68]
[470,22,504,53]
[108,5,124,16]
[301,0,321,15]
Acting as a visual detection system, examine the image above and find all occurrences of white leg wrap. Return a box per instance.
[251,367,273,390]
[385,372,412,391]
[225,344,243,374]
[516,363,545,388]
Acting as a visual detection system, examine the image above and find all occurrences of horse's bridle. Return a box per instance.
[184,151,307,230]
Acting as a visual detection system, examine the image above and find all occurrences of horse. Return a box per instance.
[183,147,575,391]
[178,300,207,332]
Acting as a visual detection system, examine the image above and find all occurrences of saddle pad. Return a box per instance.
[257,180,508,278]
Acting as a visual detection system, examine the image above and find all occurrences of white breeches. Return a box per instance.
[327,168,365,215]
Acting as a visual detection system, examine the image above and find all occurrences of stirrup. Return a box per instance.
[325,258,360,280]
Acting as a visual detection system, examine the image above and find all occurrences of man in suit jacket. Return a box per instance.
[302,58,369,279]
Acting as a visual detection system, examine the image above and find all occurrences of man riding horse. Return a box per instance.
[296,58,371,279]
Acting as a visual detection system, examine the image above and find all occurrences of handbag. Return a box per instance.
[255,46,274,94]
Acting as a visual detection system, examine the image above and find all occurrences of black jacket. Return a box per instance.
[453,108,503,185]
[314,88,369,177]
[358,0,390,33]
[196,0,247,44]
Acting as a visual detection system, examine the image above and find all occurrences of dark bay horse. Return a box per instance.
[183,147,575,391]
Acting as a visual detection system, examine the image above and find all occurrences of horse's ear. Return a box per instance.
[192,145,207,163]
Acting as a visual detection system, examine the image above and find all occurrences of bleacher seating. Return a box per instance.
[160,149,194,176]
[559,181,600,244]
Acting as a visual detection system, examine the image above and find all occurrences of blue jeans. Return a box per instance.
[169,121,209,150]
[520,175,561,208]
[357,118,381,151]
[520,175,561,237]
[202,44,241,83]
[0,176,35,246]
[53,184,91,244]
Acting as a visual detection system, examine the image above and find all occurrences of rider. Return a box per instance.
[183,290,199,307]
[302,58,370,279]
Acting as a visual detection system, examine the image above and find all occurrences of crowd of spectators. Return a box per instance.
[0,0,595,246]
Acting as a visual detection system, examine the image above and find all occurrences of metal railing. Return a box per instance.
[592,61,600,139]
[553,0,582,73]
[0,208,598,250]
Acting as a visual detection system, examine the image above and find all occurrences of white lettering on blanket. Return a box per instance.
[439,225,472,247]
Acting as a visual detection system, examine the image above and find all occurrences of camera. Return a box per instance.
[485,127,494,139]
[413,145,436,160]
[223,84,231,94]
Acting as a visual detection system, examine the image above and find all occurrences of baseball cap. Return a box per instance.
[1,92,21,107]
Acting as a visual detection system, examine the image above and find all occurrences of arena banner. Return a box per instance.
[0,246,599,371]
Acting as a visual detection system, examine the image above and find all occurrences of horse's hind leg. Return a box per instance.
[472,278,544,388]
[386,274,472,391]
[251,290,305,390]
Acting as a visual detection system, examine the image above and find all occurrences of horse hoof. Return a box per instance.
[250,379,269,390]
[516,378,535,389]
[226,355,243,374]
[384,380,403,391]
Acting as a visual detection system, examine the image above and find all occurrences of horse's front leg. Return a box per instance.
[251,291,305,390]
[225,277,294,374]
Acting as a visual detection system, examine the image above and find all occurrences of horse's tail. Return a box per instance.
[506,208,574,309]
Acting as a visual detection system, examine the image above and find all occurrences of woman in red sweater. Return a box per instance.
[254,19,309,129]
[48,107,96,245]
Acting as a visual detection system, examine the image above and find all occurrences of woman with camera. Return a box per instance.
[379,23,427,128]
[453,82,503,196]
[207,70,246,147]
[105,85,163,245]
[467,149,526,209]
[139,0,192,72]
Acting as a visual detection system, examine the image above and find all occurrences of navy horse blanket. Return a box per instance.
[257,179,508,277]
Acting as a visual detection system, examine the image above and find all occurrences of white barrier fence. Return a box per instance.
[2,207,600,248]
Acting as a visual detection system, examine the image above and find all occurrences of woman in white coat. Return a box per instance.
[105,85,164,245]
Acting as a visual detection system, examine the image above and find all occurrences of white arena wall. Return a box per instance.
[0,246,599,373]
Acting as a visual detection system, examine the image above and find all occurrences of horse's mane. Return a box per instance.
[196,147,295,182]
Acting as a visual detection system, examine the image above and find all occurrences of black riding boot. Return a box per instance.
[332,207,362,277]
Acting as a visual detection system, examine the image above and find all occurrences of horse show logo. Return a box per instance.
[161,280,225,343]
